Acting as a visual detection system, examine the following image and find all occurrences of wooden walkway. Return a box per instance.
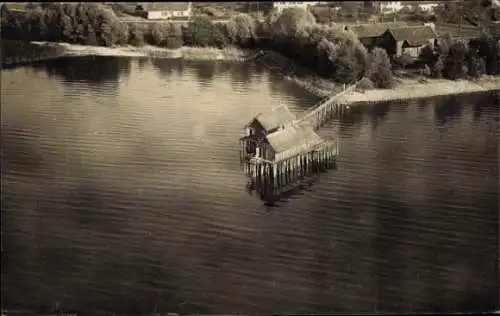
[295,80,360,130]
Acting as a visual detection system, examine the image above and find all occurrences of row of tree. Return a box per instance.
[1,3,394,87]
[417,33,500,79]
[3,3,497,87]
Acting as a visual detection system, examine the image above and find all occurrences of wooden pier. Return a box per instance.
[296,81,360,130]
[238,72,360,201]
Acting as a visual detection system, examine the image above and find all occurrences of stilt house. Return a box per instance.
[264,125,324,162]
[244,105,296,139]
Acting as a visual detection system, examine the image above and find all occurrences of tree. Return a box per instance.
[310,6,337,24]
[419,44,437,66]
[226,13,256,46]
[394,52,414,69]
[443,40,469,79]
[268,7,315,38]
[128,23,145,46]
[365,47,394,88]
[212,22,231,48]
[433,55,445,78]
[183,16,215,47]
[467,55,487,78]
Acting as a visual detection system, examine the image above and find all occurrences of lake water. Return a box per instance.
[1,56,498,314]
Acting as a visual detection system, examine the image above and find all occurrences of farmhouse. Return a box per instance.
[138,2,192,20]
[346,22,408,51]
[381,25,438,58]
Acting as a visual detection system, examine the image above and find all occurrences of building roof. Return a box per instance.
[349,22,408,38]
[266,124,323,155]
[247,105,297,132]
[387,25,438,46]
[140,2,191,12]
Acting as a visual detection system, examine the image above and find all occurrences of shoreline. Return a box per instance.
[342,77,500,105]
[2,41,499,103]
[33,41,256,61]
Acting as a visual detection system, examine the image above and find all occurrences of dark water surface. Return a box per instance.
[1,56,498,314]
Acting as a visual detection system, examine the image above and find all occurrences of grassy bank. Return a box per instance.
[43,41,254,61]
[342,76,500,105]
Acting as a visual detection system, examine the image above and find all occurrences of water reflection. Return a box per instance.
[136,57,150,70]
[2,56,498,314]
[151,58,185,78]
[416,98,430,111]
[228,62,253,87]
[473,93,499,121]
[35,56,131,88]
[370,102,391,129]
[339,106,366,132]
[192,61,217,86]
[434,95,464,126]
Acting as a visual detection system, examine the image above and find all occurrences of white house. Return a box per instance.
[272,2,320,13]
[139,2,192,20]
[379,1,441,14]
[379,1,405,14]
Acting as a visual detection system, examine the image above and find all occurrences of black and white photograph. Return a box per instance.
[1,1,499,315]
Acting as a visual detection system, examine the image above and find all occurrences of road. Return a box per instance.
[119,17,265,25]
[119,18,231,25]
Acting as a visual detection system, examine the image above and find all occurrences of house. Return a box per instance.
[138,2,192,20]
[381,25,438,59]
[378,1,441,14]
[272,2,320,13]
[244,105,296,139]
[346,22,408,50]
[379,1,405,14]
[263,125,324,162]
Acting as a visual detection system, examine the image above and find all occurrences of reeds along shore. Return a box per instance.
[1,40,67,68]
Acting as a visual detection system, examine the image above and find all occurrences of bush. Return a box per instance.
[422,64,432,77]
[151,23,183,48]
[432,55,445,78]
[419,44,437,66]
[394,52,414,69]
[356,77,375,90]
[182,16,215,47]
[128,23,144,46]
[365,47,394,88]
[443,40,469,79]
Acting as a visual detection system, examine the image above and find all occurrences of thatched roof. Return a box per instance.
[348,22,408,38]
[266,125,324,162]
[387,25,438,46]
[246,105,297,132]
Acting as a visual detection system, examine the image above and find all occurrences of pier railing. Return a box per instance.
[296,79,361,130]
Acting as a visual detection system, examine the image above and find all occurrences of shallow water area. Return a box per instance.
[1,56,498,314]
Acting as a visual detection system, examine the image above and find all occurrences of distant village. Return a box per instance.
[106,1,498,62]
